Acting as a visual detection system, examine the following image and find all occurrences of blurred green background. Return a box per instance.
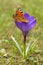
[0,0,43,65]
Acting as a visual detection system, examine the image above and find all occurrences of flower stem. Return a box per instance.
[23,35,26,59]
[24,35,26,44]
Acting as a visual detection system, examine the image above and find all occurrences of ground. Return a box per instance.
[0,0,43,65]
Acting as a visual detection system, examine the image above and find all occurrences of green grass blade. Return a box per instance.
[34,50,43,54]
[11,35,23,56]
[29,37,39,52]
[26,41,31,56]
[26,37,39,57]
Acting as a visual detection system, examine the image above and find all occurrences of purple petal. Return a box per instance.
[21,19,36,31]
[23,13,30,20]
[15,22,22,30]
[28,16,34,21]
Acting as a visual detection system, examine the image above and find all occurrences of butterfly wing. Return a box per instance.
[13,8,27,22]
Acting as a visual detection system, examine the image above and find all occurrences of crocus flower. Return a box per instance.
[14,13,36,44]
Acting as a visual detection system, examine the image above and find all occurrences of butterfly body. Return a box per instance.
[13,8,27,22]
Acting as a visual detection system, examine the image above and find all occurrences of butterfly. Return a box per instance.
[13,8,27,22]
